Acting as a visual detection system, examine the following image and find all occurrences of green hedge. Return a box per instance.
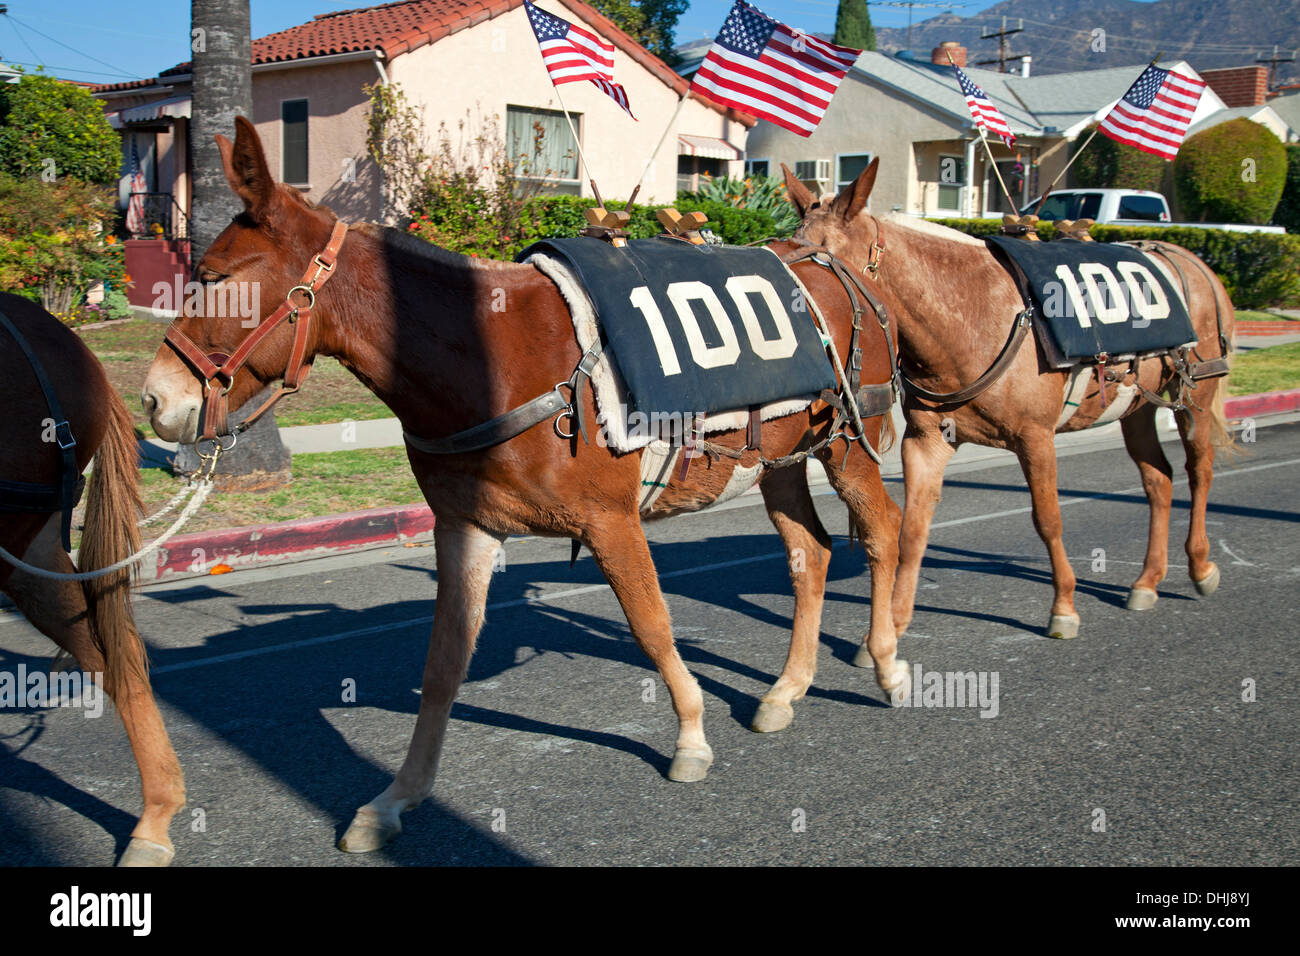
[928,218,1300,309]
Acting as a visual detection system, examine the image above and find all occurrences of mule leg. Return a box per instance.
[1014,431,1080,639]
[340,519,504,853]
[1120,404,1173,611]
[3,517,185,866]
[1177,399,1220,595]
[823,443,908,701]
[891,421,955,639]
[751,465,832,733]
[584,516,712,782]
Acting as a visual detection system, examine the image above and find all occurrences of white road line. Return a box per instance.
[16,455,1300,669]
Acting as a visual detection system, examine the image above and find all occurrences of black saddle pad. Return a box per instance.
[518,237,836,417]
[986,235,1196,362]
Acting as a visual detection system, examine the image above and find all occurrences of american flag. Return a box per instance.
[953,65,1016,147]
[125,137,148,236]
[1098,64,1206,161]
[689,0,861,137]
[523,0,634,118]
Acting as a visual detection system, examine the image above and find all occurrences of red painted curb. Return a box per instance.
[1237,321,1300,335]
[148,503,435,581]
[1223,388,1300,420]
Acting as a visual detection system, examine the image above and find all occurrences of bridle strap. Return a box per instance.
[164,220,348,440]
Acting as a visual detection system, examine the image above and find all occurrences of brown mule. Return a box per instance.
[0,293,185,866]
[783,161,1235,654]
[142,118,905,854]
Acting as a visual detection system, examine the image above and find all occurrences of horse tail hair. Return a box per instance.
[878,406,897,454]
[79,387,148,698]
[1207,267,1240,457]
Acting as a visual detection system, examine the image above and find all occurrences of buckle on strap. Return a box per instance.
[54,420,76,450]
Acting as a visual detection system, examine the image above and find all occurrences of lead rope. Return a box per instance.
[0,444,223,582]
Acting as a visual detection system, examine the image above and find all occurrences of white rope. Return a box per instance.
[138,478,202,528]
[0,479,214,582]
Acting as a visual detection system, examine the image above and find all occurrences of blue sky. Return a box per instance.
[0,0,1015,84]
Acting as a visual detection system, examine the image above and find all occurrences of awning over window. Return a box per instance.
[108,96,192,129]
[678,134,742,161]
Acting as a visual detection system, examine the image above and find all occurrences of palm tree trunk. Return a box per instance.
[187,0,291,488]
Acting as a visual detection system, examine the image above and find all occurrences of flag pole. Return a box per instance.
[552,82,606,206]
[947,51,1018,215]
[628,91,689,207]
[1034,52,1163,214]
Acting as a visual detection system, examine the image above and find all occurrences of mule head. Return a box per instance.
[782,158,882,266]
[142,116,340,443]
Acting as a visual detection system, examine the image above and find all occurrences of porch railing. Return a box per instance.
[127,192,189,240]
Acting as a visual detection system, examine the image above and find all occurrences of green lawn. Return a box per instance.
[1235,310,1296,323]
[1228,341,1300,396]
[77,319,393,433]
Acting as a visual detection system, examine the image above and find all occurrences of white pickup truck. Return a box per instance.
[1023,188,1285,234]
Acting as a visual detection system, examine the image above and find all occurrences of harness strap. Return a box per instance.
[903,308,1033,406]
[0,309,80,551]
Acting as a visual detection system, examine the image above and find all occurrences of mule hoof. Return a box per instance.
[851,644,875,669]
[1125,587,1159,611]
[751,701,794,733]
[881,659,911,706]
[1194,564,1220,597]
[338,815,400,853]
[667,748,713,783]
[1046,614,1080,640]
[117,837,174,868]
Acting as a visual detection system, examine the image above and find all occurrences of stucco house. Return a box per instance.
[678,42,1228,220]
[93,0,753,303]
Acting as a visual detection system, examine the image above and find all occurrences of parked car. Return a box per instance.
[1021,188,1283,234]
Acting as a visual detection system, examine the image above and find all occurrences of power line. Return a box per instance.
[976,16,1028,73]
[0,59,138,79]
[2,11,140,79]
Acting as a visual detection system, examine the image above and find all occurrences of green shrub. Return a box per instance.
[1273,144,1300,233]
[927,217,1300,309]
[1174,119,1287,224]
[680,174,801,237]
[0,71,121,186]
[0,171,126,319]
[1071,124,1168,192]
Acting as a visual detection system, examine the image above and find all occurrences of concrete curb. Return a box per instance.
[138,389,1300,584]
[1224,388,1300,419]
[143,504,435,583]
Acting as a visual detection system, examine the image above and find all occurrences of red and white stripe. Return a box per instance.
[692,25,858,136]
[537,20,615,85]
[1099,70,1206,161]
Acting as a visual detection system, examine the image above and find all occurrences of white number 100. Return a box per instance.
[629,275,797,375]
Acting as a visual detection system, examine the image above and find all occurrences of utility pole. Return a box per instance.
[976,16,1026,73]
[1253,44,1294,92]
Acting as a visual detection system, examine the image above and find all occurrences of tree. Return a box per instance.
[834,0,876,51]
[0,71,121,185]
[589,0,688,63]
[183,0,290,490]
[1272,145,1300,233]
[1174,119,1287,224]
[1070,124,1167,192]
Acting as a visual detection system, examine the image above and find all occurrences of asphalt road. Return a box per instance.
[2,423,1297,867]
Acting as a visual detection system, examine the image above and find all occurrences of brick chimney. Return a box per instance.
[932,41,966,68]
[1200,66,1268,107]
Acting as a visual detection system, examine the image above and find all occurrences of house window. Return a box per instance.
[507,105,579,192]
[793,159,830,191]
[746,158,770,178]
[282,99,309,185]
[836,153,871,193]
[937,154,964,212]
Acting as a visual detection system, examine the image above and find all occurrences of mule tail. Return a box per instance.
[78,389,148,697]
[1209,288,1239,456]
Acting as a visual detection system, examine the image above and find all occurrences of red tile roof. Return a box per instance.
[92,0,752,124]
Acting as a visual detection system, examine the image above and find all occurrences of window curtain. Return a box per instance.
[507,107,578,181]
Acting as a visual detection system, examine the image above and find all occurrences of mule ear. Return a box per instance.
[217,115,276,218]
[832,156,879,222]
[781,163,815,219]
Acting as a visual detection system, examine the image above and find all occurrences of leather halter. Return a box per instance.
[163,220,349,441]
